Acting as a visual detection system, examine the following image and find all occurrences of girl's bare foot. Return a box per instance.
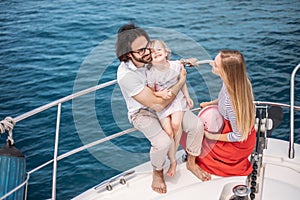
[167,161,177,177]
[152,170,167,194]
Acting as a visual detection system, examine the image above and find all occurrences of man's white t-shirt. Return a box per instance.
[117,60,147,122]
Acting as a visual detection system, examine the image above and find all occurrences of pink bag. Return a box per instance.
[198,105,224,133]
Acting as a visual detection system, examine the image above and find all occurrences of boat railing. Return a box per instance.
[289,63,300,159]
[0,65,299,200]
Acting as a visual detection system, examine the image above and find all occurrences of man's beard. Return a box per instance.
[131,52,152,64]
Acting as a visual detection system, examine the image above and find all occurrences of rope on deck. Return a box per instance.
[0,117,16,145]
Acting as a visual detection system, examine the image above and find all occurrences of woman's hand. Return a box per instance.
[204,131,219,140]
[200,99,219,108]
[186,58,199,67]
[181,58,199,67]
[205,131,229,142]
[200,101,211,108]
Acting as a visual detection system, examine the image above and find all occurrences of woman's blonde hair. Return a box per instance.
[219,50,255,141]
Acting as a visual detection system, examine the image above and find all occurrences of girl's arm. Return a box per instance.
[182,83,194,108]
[181,82,189,97]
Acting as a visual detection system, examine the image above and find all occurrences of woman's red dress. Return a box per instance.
[181,118,256,176]
[197,119,256,176]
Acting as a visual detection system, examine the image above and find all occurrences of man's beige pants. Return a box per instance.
[131,109,204,170]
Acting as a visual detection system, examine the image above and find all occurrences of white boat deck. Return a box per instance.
[73,138,300,200]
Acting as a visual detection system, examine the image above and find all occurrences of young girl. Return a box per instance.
[146,40,194,176]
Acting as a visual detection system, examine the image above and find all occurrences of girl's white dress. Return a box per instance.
[146,60,188,119]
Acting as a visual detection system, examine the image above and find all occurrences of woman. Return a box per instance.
[197,50,256,176]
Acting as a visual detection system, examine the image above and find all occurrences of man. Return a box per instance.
[116,23,211,194]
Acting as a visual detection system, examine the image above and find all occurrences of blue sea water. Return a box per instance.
[1,0,300,199]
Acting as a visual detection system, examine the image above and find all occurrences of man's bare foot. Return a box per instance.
[152,169,167,194]
[167,161,177,177]
[187,155,211,181]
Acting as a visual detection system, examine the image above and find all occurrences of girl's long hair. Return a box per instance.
[219,50,255,140]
